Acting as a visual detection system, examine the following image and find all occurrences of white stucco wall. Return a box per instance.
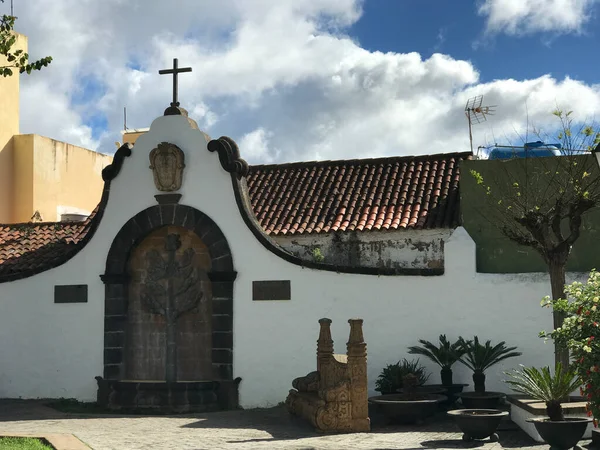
[0,115,589,407]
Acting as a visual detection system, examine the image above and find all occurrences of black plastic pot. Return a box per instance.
[447,409,508,441]
[457,391,505,409]
[368,394,447,425]
[527,417,592,450]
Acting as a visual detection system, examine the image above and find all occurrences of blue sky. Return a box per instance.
[13,0,600,162]
[351,1,598,84]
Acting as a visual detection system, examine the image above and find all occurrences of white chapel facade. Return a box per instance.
[0,64,567,409]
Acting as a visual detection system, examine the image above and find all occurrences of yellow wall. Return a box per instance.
[0,33,27,223]
[122,129,148,146]
[12,135,34,222]
[0,32,112,224]
[9,135,113,223]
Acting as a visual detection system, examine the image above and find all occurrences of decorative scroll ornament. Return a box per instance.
[207,136,249,179]
[149,142,185,192]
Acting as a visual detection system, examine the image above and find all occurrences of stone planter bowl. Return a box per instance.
[447,409,508,442]
[527,417,592,450]
[369,394,447,425]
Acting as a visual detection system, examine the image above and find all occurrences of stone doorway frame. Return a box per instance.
[100,204,236,384]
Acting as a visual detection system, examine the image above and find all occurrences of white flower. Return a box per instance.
[593,305,597,312]
[584,345,592,353]
[594,297,599,303]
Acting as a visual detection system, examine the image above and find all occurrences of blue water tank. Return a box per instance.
[488,141,562,160]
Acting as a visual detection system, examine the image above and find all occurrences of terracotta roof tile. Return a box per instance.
[0,151,470,280]
[246,151,471,236]
[0,206,100,281]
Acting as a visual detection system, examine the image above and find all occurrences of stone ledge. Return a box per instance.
[0,433,89,450]
[507,394,588,415]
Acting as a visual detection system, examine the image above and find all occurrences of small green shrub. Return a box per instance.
[375,358,430,394]
[540,270,600,424]
[312,247,325,263]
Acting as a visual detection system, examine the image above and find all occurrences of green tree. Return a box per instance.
[469,109,600,369]
[1,1,52,77]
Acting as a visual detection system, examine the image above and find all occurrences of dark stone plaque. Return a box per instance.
[252,280,291,301]
[154,193,182,205]
[54,284,88,303]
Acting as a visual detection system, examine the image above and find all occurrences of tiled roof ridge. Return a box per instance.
[0,218,88,228]
[0,205,99,229]
[248,151,473,171]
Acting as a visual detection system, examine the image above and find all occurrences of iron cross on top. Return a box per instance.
[159,58,192,108]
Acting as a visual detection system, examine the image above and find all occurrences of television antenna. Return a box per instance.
[465,95,496,155]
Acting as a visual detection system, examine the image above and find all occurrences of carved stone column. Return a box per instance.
[317,318,334,389]
[346,318,370,432]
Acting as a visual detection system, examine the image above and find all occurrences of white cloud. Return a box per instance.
[478,0,599,35]
[10,0,600,165]
[239,128,279,164]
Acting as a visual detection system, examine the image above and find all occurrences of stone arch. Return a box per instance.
[100,204,236,384]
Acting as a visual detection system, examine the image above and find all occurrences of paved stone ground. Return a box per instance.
[0,400,592,450]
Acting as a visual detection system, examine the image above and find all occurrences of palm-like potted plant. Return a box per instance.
[408,335,466,386]
[505,364,591,450]
[456,336,522,409]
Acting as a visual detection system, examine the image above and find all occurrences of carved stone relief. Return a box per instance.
[125,226,212,383]
[149,142,185,191]
[141,233,203,382]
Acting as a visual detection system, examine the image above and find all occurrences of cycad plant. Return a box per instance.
[407,335,467,386]
[504,364,581,421]
[458,336,522,393]
[374,358,430,394]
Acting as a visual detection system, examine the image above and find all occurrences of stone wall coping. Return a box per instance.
[507,394,588,415]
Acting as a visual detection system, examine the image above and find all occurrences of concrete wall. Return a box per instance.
[10,135,112,223]
[273,228,449,270]
[0,115,582,407]
[0,33,26,223]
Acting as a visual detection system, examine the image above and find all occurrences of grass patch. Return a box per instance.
[0,437,53,450]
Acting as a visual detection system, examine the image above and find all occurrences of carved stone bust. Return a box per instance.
[149,142,185,191]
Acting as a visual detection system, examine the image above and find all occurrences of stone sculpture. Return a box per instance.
[286,318,370,433]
